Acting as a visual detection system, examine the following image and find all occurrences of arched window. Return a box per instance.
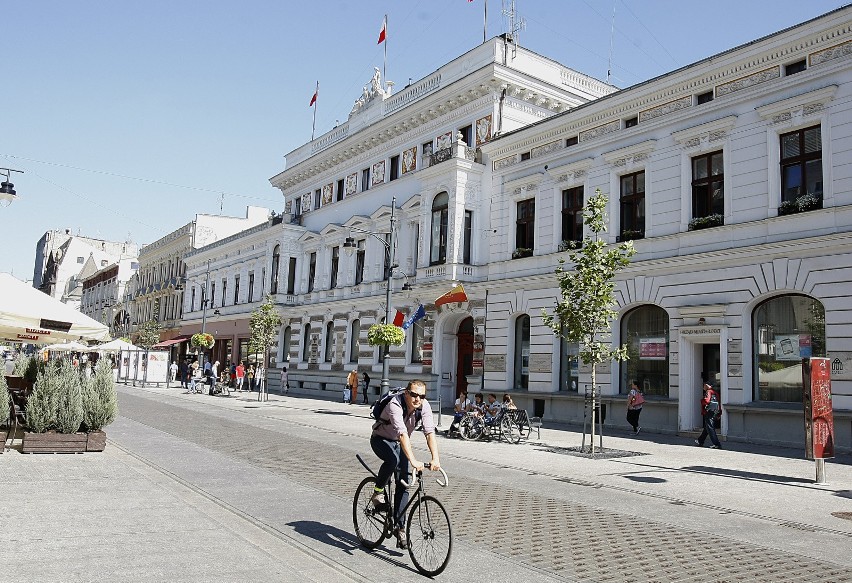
[271,244,280,295]
[620,305,669,396]
[513,315,530,389]
[302,323,311,362]
[281,326,291,363]
[754,294,825,402]
[430,192,449,265]
[349,319,360,363]
[324,321,334,362]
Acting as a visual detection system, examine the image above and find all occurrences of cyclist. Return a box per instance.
[370,380,441,550]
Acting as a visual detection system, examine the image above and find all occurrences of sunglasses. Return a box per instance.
[407,390,426,400]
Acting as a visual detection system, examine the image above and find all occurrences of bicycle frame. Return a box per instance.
[355,453,448,518]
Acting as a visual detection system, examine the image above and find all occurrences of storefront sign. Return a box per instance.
[473,342,483,351]
[421,359,432,366]
[423,342,433,351]
[472,360,483,368]
[26,327,51,335]
[679,327,722,336]
[803,357,834,460]
[827,351,852,381]
[639,337,667,360]
[728,365,742,377]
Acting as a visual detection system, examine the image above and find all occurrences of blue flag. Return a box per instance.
[402,304,426,330]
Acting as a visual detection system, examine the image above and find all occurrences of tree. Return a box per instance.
[542,188,636,454]
[136,319,162,350]
[83,358,118,431]
[248,296,282,368]
[55,360,84,434]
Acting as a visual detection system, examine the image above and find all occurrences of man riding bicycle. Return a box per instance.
[370,380,441,550]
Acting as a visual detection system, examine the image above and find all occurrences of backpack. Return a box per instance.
[705,391,720,415]
[371,387,422,425]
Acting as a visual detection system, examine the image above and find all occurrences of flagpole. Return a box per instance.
[311,81,318,141]
[483,0,487,44]
[383,13,388,91]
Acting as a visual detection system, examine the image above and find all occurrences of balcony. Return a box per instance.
[418,263,483,283]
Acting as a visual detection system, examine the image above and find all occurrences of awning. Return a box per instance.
[152,335,191,349]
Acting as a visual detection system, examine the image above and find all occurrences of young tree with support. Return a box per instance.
[542,188,636,455]
[248,296,282,397]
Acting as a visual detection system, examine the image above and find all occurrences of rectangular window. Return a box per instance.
[458,125,472,147]
[248,272,254,303]
[222,279,227,306]
[308,253,317,292]
[382,234,391,280]
[361,168,370,192]
[696,90,714,105]
[785,59,806,76]
[520,151,531,161]
[619,170,645,239]
[336,179,345,202]
[293,197,302,216]
[389,155,400,181]
[691,151,724,219]
[286,257,296,294]
[624,116,638,128]
[234,275,240,305]
[261,268,265,296]
[515,198,535,251]
[191,287,196,312]
[561,186,584,245]
[780,125,822,206]
[330,246,339,289]
[314,188,321,209]
[566,136,578,147]
[355,240,366,285]
[211,283,216,307]
[463,211,473,265]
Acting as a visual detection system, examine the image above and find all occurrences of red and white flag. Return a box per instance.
[309,86,318,107]
[377,16,387,44]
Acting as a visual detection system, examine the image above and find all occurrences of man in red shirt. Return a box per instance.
[235,362,245,392]
[695,382,722,449]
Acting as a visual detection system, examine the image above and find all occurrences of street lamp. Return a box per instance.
[176,259,212,373]
[0,167,23,206]
[343,196,405,392]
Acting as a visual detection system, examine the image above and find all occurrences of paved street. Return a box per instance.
[3,383,852,582]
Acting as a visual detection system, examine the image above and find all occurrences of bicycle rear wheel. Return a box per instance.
[353,477,389,549]
[501,417,522,444]
[406,495,452,577]
[459,415,483,440]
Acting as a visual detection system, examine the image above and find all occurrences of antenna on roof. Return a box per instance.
[218,193,225,213]
[607,0,616,84]
[502,0,525,57]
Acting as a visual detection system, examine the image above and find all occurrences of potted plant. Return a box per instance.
[191,332,215,350]
[367,324,406,347]
[81,358,118,451]
[796,193,822,212]
[0,374,9,452]
[512,247,533,259]
[688,213,724,231]
[23,360,89,453]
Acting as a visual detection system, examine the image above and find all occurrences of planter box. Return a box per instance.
[0,430,7,453]
[22,431,88,454]
[86,430,107,452]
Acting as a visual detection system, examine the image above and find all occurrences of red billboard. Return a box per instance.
[802,357,835,459]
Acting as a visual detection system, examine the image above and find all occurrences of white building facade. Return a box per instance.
[481,7,852,449]
[80,257,139,336]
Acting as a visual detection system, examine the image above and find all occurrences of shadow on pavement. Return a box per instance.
[682,465,815,485]
[624,476,668,484]
[286,520,364,555]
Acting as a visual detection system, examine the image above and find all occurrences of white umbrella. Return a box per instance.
[96,338,140,353]
[42,340,90,352]
[0,273,110,344]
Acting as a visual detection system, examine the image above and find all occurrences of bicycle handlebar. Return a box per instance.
[423,463,449,488]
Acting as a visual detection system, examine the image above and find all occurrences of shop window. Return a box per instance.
[560,336,579,392]
[620,305,669,396]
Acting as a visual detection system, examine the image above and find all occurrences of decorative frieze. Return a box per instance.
[493,155,519,171]
[639,95,692,123]
[715,66,780,97]
[531,140,562,158]
[579,120,620,143]
[809,40,852,67]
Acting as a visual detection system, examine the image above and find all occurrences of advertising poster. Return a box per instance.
[803,357,835,459]
[639,337,667,360]
[145,351,170,384]
[775,334,812,361]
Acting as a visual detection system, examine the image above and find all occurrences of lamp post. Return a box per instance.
[343,196,400,392]
[0,167,22,206]
[177,260,212,374]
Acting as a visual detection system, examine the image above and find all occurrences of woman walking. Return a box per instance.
[626,380,644,435]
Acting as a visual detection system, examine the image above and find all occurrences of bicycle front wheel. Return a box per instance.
[353,477,389,549]
[406,495,452,577]
[501,417,522,444]
[459,415,482,440]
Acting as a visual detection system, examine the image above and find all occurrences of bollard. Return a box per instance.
[436,393,442,427]
[815,459,827,484]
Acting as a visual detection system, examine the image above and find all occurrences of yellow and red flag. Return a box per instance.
[435,284,468,307]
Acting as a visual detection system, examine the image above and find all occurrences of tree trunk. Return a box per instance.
[590,366,596,455]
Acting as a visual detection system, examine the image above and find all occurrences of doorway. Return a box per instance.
[456,317,474,396]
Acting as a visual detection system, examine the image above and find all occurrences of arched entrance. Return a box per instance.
[456,317,474,395]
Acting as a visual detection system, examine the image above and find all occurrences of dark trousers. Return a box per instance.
[626,408,641,431]
[370,435,410,529]
[697,413,721,447]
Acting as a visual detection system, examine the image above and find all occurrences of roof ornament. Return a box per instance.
[349,67,391,118]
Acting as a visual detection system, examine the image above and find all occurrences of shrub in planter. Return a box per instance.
[367,324,406,347]
[27,360,62,433]
[83,359,118,432]
[688,213,724,231]
[55,361,84,434]
[512,247,533,259]
[0,374,9,427]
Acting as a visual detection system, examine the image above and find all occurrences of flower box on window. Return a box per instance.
[778,194,823,216]
[688,213,724,231]
[616,230,644,242]
[512,247,533,259]
[557,240,581,252]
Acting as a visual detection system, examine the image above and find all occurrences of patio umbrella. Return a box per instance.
[42,341,90,352]
[96,338,140,353]
[0,273,110,344]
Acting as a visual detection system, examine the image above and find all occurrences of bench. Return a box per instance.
[506,409,542,441]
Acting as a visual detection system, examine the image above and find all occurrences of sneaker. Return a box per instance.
[694,439,703,446]
[710,445,722,449]
[370,490,387,509]
[394,527,408,550]
[634,427,641,435]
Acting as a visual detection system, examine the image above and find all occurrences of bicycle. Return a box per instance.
[458,410,521,444]
[353,454,453,577]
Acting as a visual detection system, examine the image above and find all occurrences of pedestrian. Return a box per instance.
[170,361,178,382]
[256,364,266,399]
[695,382,722,449]
[247,364,255,391]
[235,362,245,392]
[281,366,289,394]
[178,360,188,389]
[347,369,359,405]
[626,379,645,435]
[362,371,370,404]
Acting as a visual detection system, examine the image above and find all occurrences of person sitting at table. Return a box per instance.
[502,394,517,410]
[447,390,472,437]
[484,393,501,424]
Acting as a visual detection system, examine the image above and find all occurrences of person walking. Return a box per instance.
[347,369,359,405]
[362,371,370,404]
[626,379,644,435]
[281,366,289,394]
[169,361,178,382]
[247,364,256,391]
[695,382,722,449]
[178,360,188,390]
[235,362,245,392]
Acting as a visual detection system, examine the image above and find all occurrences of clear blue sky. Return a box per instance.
[1,0,845,282]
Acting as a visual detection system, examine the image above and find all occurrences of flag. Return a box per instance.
[402,304,426,330]
[392,309,405,327]
[309,86,318,106]
[377,16,387,44]
[435,284,468,307]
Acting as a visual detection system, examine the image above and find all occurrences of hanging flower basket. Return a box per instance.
[191,333,215,349]
[367,324,405,346]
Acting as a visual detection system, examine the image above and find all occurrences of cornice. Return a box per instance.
[754,84,838,119]
[671,116,738,143]
[602,139,657,164]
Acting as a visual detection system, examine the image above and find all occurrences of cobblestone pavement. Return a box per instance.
[114,389,852,583]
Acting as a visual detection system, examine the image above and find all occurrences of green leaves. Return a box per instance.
[136,320,162,350]
[367,324,406,346]
[248,296,283,362]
